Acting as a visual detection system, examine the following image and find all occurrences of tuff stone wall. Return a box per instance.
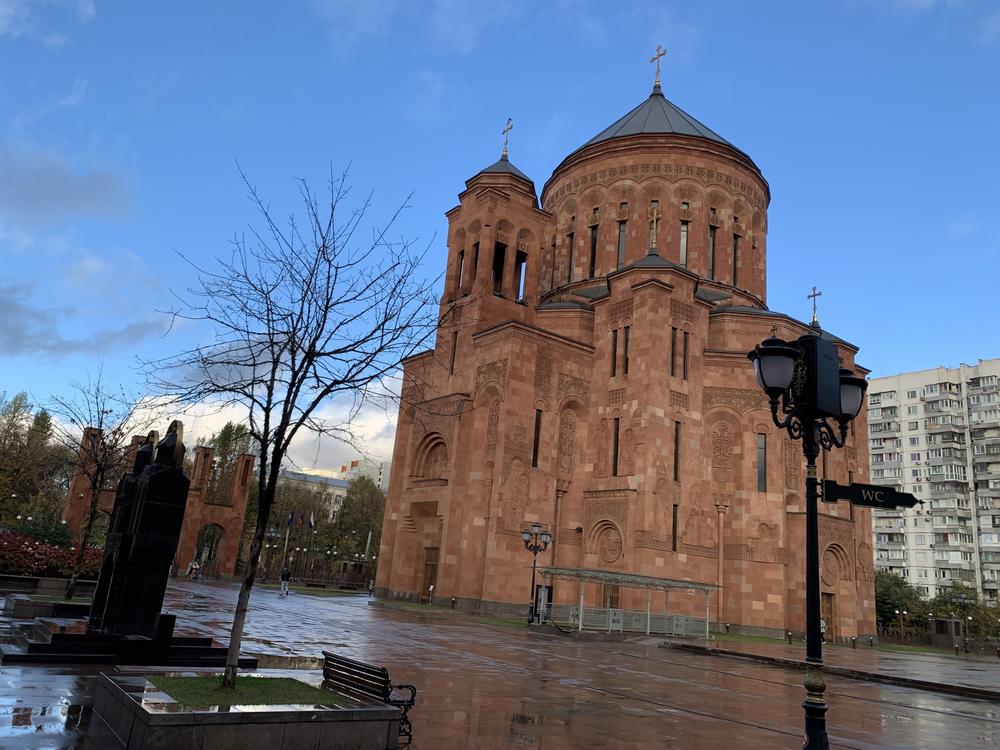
[376,109,874,638]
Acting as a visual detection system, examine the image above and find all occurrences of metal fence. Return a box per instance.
[546,604,707,637]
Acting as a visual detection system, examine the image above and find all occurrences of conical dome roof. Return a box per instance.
[466,154,533,188]
[562,84,754,167]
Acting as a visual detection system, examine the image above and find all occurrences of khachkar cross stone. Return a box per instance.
[648,202,661,250]
[650,44,667,86]
[808,286,822,327]
[501,117,513,159]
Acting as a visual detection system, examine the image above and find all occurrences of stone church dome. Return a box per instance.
[566,83,754,169]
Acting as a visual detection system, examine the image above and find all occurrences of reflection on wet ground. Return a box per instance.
[1,580,998,748]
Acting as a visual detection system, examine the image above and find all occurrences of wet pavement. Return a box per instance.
[1,580,998,748]
[693,637,1000,698]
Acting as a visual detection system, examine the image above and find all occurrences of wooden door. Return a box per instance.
[421,547,439,603]
[821,592,836,641]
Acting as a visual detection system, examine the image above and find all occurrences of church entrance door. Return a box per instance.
[421,547,439,603]
[821,592,836,641]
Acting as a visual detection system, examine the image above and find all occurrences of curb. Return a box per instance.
[665,642,1000,702]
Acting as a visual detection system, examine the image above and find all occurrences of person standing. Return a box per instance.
[280,565,291,597]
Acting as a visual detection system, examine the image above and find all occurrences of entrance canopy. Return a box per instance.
[538,566,717,593]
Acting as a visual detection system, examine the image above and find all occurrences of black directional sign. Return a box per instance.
[822,480,922,509]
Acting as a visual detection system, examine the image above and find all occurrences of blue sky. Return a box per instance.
[1,0,999,462]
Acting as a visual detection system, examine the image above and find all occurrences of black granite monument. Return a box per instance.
[0,421,256,668]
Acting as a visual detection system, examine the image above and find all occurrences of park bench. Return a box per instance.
[321,650,417,745]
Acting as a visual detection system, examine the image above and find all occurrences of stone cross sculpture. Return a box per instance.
[87,421,190,639]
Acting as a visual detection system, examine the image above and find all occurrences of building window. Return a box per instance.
[456,250,465,291]
[731,233,739,287]
[514,248,528,303]
[567,218,575,284]
[623,325,630,375]
[612,417,621,477]
[670,327,677,377]
[492,241,506,296]
[673,420,681,480]
[757,433,767,491]
[672,504,679,552]
[708,225,717,280]
[648,200,659,249]
[449,330,458,375]
[471,241,479,282]
[617,218,627,269]
[589,213,598,279]
[531,409,542,468]
[610,329,618,377]
[679,220,689,268]
[682,331,689,380]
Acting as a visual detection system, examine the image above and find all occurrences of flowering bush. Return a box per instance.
[0,532,102,578]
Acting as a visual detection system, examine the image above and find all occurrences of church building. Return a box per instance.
[376,63,876,639]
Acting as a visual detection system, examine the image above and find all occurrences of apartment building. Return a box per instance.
[867,359,1000,604]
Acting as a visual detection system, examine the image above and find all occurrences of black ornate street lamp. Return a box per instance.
[521,522,552,625]
[748,331,867,750]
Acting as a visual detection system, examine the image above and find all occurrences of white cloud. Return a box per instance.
[0,0,29,37]
[42,31,68,49]
[312,0,401,42]
[75,0,95,23]
[980,8,1000,44]
[11,77,89,132]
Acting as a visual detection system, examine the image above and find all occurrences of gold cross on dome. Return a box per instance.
[501,118,513,158]
[808,286,823,327]
[650,45,667,86]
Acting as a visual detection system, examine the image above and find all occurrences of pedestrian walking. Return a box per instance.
[280,565,291,597]
[191,561,201,582]
[820,618,827,643]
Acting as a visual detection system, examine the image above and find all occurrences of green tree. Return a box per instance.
[332,476,384,562]
[874,570,927,629]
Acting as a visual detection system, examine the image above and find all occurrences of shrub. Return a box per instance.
[0,532,101,578]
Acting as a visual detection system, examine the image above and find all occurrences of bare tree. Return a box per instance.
[147,167,436,688]
[48,372,150,599]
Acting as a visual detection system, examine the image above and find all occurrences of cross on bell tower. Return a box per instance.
[501,118,513,159]
[808,286,823,328]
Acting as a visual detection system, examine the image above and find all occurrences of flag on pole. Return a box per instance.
[299,513,305,528]
[308,512,316,529]
[286,511,293,527]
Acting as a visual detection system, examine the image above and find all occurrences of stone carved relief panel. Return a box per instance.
[682,506,716,552]
[596,526,624,564]
[543,163,766,212]
[475,359,508,396]
[610,299,633,323]
[670,391,689,409]
[557,373,590,404]
[558,409,577,477]
[670,299,695,324]
[608,388,626,406]
[703,387,769,414]
[785,439,802,490]
[711,422,733,484]
[485,398,501,461]
[583,490,630,547]
[499,457,528,533]
[620,428,635,476]
[597,419,609,478]
[821,547,841,588]
[750,522,780,564]
[534,345,553,403]
[819,517,855,579]
[856,542,874,582]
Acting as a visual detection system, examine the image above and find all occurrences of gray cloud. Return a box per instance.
[0,278,158,358]
[0,143,127,226]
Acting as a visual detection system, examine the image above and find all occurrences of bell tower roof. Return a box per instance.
[466,154,534,187]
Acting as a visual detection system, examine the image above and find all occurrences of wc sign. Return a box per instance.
[821,480,921,509]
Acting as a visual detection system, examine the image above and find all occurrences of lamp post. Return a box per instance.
[521,522,552,625]
[748,331,867,750]
[895,609,907,637]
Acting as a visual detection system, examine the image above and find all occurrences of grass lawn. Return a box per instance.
[147,675,352,707]
[710,630,954,657]
[255,583,365,598]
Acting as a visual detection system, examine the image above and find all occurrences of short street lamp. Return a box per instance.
[895,609,907,636]
[748,331,867,750]
[521,522,552,625]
